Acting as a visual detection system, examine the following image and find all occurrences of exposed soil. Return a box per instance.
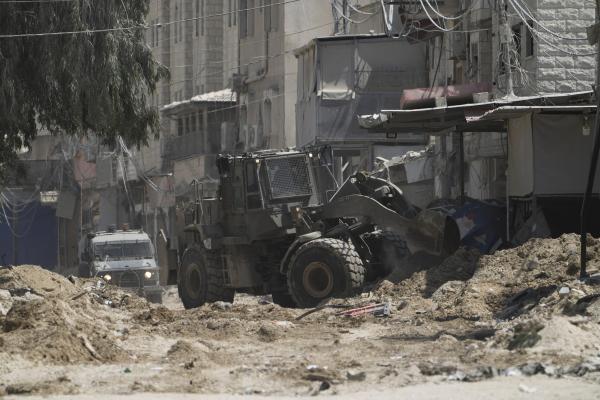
[1,235,600,397]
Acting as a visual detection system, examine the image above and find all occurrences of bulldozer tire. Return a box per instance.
[271,292,298,308]
[380,231,410,274]
[178,248,234,309]
[287,238,365,308]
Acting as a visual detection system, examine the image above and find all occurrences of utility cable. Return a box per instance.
[0,0,299,39]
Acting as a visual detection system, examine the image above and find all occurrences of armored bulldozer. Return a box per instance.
[177,149,456,309]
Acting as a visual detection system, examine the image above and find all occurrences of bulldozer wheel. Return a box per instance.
[379,231,410,275]
[271,292,298,308]
[178,248,234,309]
[287,238,365,308]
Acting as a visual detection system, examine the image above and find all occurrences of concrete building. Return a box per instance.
[236,0,334,151]
[422,0,597,97]
[295,35,429,181]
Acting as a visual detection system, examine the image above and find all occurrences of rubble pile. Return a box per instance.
[372,234,600,323]
[0,265,152,364]
[432,234,600,321]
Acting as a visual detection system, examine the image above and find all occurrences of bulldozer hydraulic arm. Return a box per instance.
[321,194,447,256]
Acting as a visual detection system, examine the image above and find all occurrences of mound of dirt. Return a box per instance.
[0,265,78,298]
[0,265,159,364]
[2,296,127,363]
[382,247,481,298]
[432,234,600,320]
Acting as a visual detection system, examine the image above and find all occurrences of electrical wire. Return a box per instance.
[330,0,375,25]
[0,0,73,3]
[421,0,476,21]
[0,0,300,39]
[508,0,597,57]
[347,1,376,16]
[510,0,588,42]
[417,0,460,32]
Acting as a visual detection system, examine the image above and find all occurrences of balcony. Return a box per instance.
[163,133,206,161]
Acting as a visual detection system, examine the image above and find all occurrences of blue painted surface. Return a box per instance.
[430,198,506,254]
[0,202,58,268]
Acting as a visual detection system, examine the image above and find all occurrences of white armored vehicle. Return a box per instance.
[79,228,162,303]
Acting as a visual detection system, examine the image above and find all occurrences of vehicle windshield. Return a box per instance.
[94,241,153,261]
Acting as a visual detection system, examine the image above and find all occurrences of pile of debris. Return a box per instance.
[0,265,151,363]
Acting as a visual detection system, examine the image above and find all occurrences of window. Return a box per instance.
[511,23,522,64]
[197,112,204,135]
[264,0,271,32]
[191,113,197,133]
[201,0,205,35]
[270,1,279,32]
[245,162,262,209]
[240,0,248,38]
[155,20,160,46]
[195,0,200,36]
[177,118,184,136]
[525,20,534,57]
[174,3,179,43]
[179,0,183,40]
[228,0,232,27]
[248,0,255,36]
[263,100,272,140]
[233,0,237,25]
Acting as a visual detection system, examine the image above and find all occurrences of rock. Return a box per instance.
[559,287,571,297]
[0,289,12,316]
[274,320,295,329]
[437,334,459,344]
[507,321,544,350]
[431,281,466,302]
[257,324,280,342]
[519,362,545,376]
[346,370,366,381]
[447,370,466,381]
[211,301,233,311]
[502,367,522,377]
[518,384,537,394]
[524,256,539,271]
[396,300,408,310]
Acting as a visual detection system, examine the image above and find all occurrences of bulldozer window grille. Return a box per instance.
[265,156,312,200]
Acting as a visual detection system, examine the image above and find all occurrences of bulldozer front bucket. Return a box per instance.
[406,209,455,256]
[321,195,451,256]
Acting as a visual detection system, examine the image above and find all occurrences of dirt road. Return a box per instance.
[1,234,600,398]
[9,376,600,400]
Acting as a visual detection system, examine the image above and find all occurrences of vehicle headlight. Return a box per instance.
[103,274,112,282]
[144,271,153,279]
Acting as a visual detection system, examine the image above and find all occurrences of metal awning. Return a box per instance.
[161,88,236,115]
[358,91,594,134]
[468,105,597,122]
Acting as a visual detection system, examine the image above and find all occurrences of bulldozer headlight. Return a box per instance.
[144,271,153,279]
[103,274,112,282]
[292,206,303,222]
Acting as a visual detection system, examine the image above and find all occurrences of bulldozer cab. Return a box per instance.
[211,151,327,242]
